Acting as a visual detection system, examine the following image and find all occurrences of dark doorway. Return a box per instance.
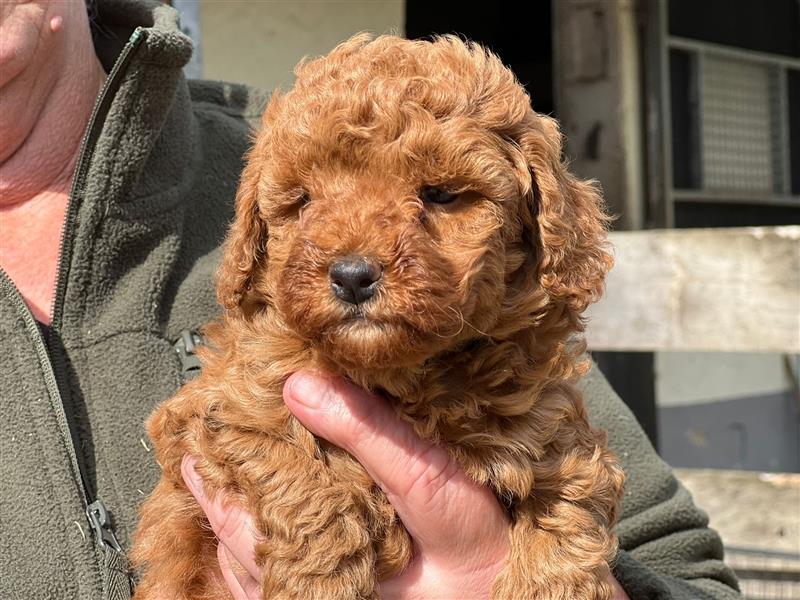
[405,1,555,116]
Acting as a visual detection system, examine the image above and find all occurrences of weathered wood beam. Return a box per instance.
[585,226,800,353]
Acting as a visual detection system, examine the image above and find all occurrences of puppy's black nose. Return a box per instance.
[329,257,382,305]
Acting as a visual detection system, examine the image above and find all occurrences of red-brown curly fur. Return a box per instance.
[131,34,624,600]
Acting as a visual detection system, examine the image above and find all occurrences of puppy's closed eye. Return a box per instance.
[274,188,311,221]
[419,185,459,205]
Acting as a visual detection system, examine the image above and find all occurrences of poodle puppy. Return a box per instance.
[131,34,624,600]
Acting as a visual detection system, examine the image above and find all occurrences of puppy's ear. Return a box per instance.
[518,113,613,318]
[216,142,268,312]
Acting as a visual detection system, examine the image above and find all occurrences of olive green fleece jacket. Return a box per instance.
[0,1,739,598]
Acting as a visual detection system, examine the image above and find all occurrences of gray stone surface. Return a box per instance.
[660,392,800,472]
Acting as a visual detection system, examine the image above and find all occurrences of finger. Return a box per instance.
[608,574,631,600]
[217,543,261,600]
[283,371,509,560]
[181,455,262,581]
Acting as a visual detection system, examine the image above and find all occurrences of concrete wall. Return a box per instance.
[656,352,799,471]
[198,1,405,91]
[656,352,793,407]
[553,0,645,231]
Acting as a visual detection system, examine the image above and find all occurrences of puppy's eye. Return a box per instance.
[419,185,458,205]
[276,189,310,221]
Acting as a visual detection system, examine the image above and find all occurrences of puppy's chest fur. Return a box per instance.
[190,313,582,497]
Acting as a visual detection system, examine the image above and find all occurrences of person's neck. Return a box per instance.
[0,3,107,323]
[0,21,106,206]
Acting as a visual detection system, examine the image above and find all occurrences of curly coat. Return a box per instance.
[131,34,624,600]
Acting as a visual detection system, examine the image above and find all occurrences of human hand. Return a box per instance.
[282,371,511,598]
[182,371,629,599]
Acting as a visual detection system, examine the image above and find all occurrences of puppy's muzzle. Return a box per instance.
[329,256,383,305]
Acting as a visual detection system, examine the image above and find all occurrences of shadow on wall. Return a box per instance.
[660,391,800,472]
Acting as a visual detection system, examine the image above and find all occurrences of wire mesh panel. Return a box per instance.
[659,0,800,230]
[700,55,780,193]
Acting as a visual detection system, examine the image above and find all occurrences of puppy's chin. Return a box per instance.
[277,288,467,370]
[315,318,450,371]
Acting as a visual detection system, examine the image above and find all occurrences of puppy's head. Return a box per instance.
[217,35,611,371]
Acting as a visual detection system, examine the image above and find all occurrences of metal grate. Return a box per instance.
[700,55,780,193]
[663,33,800,213]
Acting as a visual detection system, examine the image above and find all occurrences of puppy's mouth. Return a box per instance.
[316,310,433,369]
[331,316,394,336]
[338,303,372,321]
[325,310,406,344]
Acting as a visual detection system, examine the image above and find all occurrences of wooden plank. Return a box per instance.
[585,226,800,352]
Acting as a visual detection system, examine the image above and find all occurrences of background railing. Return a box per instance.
[586,226,800,353]
[587,226,800,599]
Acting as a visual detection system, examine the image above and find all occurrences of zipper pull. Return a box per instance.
[174,329,203,381]
[86,499,122,552]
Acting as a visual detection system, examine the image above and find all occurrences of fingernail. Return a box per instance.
[182,456,205,498]
[284,370,330,409]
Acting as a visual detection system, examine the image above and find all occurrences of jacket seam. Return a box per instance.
[66,327,181,350]
[85,47,151,318]
[192,103,262,120]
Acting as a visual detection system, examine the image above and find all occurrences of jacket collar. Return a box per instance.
[71,0,196,213]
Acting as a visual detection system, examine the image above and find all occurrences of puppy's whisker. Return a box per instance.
[431,307,465,338]
[463,319,491,338]
[450,306,492,338]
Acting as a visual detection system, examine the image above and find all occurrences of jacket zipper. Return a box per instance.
[0,273,101,542]
[0,27,147,556]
